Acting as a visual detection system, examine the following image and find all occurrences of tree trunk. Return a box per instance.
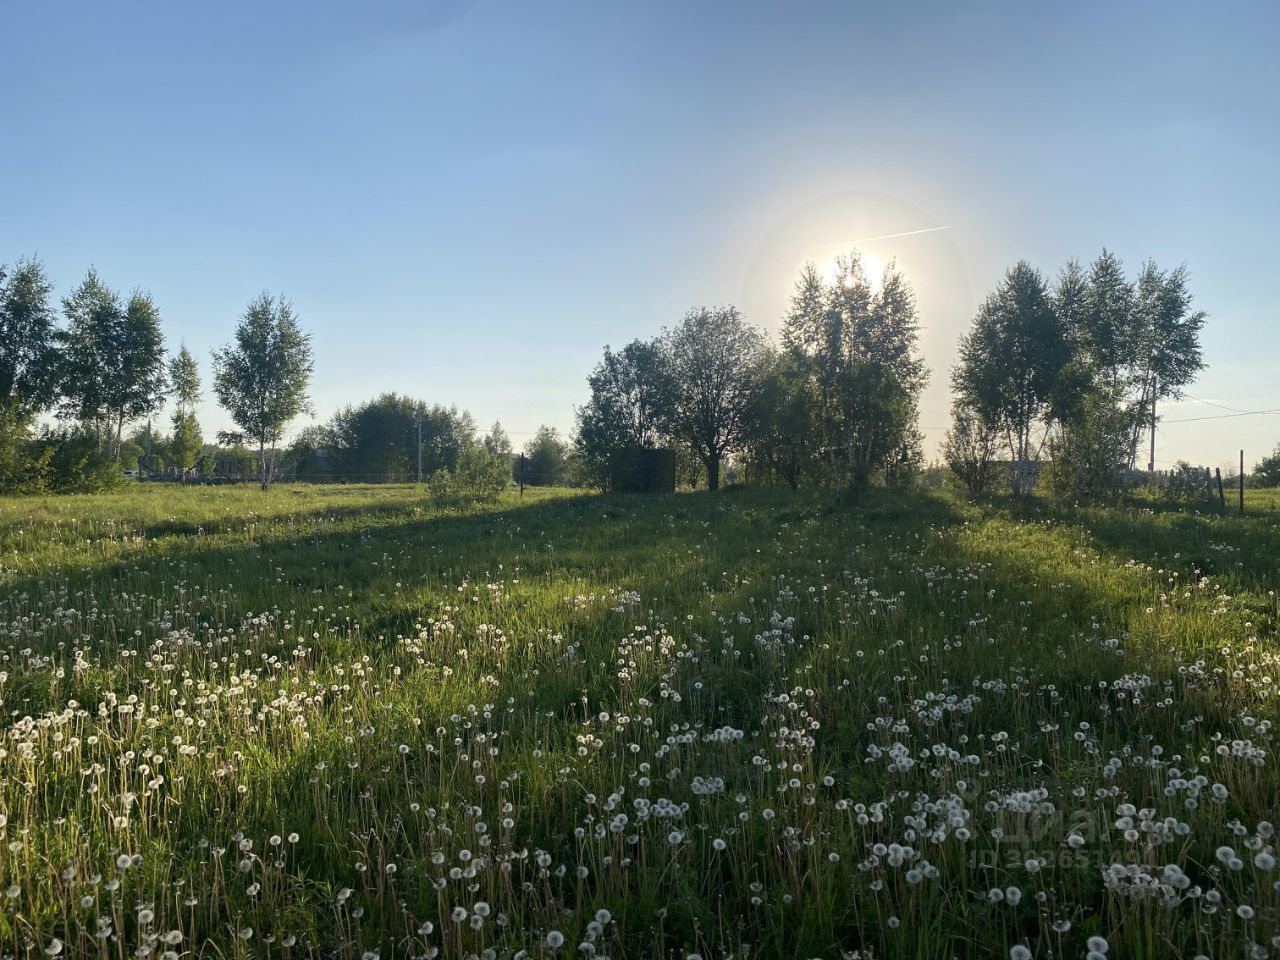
[706,451,720,491]
[259,441,269,491]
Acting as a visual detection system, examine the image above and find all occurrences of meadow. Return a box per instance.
[2,482,1279,960]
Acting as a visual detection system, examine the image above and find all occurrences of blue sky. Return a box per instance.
[3,0,1277,467]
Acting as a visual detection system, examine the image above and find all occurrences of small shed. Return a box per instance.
[609,447,677,493]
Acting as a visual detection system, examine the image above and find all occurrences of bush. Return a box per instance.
[1253,445,1280,488]
[455,446,510,502]
[943,401,999,495]
[0,405,48,494]
[33,429,123,493]
[1044,388,1132,502]
[1159,460,1219,505]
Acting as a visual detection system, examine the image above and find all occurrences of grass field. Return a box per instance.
[2,483,1280,959]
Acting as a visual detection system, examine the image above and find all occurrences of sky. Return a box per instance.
[3,0,1278,469]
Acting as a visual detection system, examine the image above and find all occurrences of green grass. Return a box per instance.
[1,483,1279,959]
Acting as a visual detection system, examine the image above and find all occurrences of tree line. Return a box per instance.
[0,255,582,496]
[945,250,1206,498]
[2,246,1211,500]
[284,397,578,490]
[576,253,927,497]
[0,257,315,492]
[576,247,1208,500]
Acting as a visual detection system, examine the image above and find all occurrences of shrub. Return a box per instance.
[33,428,123,493]
[455,446,510,502]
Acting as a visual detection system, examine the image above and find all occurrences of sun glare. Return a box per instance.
[819,250,884,290]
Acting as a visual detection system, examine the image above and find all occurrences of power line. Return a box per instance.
[1162,407,1280,424]
[1173,392,1251,414]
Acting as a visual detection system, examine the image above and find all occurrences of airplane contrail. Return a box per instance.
[816,225,951,249]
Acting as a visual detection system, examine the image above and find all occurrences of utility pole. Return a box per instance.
[143,420,152,482]
[1148,389,1156,473]
[415,415,422,484]
[1240,449,1245,515]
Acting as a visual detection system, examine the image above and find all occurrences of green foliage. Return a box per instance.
[523,425,572,486]
[0,256,60,415]
[168,344,202,413]
[1160,460,1218,503]
[946,250,1208,504]
[31,427,123,493]
[744,349,818,489]
[58,270,167,457]
[170,410,203,477]
[323,394,476,481]
[452,445,511,501]
[782,255,927,500]
[1043,382,1133,502]
[286,425,333,480]
[1251,444,1280,488]
[0,405,47,494]
[954,261,1067,491]
[212,293,313,489]
[663,306,765,491]
[2,484,1280,957]
[575,339,674,489]
[482,420,513,458]
[943,398,1000,495]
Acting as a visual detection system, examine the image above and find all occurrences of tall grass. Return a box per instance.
[1,484,1278,958]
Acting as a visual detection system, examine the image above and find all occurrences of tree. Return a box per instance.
[483,421,513,457]
[168,345,203,480]
[324,394,476,481]
[954,262,1070,492]
[286,424,333,480]
[455,445,511,501]
[662,306,765,491]
[943,398,1001,496]
[784,254,927,499]
[575,339,673,489]
[212,293,314,490]
[1128,262,1207,469]
[0,257,60,415]
[58,270,167,458]
[523,426,570,486]
[1077,248,1137,388]
[0,257,60,494]
[743,348,818,489]
[1252,445,1280,488]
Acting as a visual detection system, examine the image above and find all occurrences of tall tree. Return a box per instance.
[0,257,60,415]
[59,270,167,457]
[325,394,475,481]
[785,254,926,498]
[169,344,202,414]
[0,258,60,493]
[57,269,120,445]
[483,420,513,457]
[662,306,765,491]
[212,293,314,490]
[744,347,818,489]
[1129,262,1206,469]
[523,425,571,486]
[780,262,828,356]
[841,261,928,495]
[574,338,673,488]
[954,261,1070,492]
[117,291,168,448]
[1079,248,1137,390]
[168,345,203,480]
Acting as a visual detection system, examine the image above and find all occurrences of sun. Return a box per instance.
[819,249,885,290]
